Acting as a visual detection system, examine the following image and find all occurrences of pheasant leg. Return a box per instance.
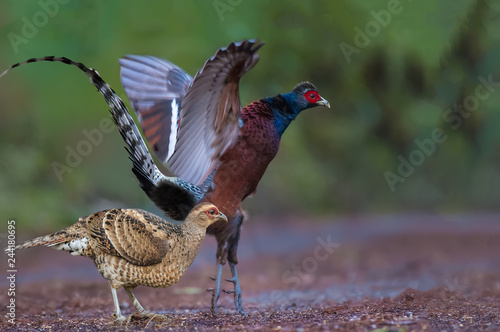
[124,287,168,321]
[110,285,126,322]
[223,208,247,315]
[207,262,224,316]
[224,261,247,316]
[124,287,148,314]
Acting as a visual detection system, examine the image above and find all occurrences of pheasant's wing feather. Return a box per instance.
[88,209,172,266]
[119,41,264,185]
[169,40,264,185]
[120,55,193,163]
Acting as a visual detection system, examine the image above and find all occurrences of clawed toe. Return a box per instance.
[208,262,247,316]
[112,312,128,324]
[130,310,169,323]
[113,311,169,325]
[225,277,237,284]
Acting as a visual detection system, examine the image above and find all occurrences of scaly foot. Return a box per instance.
[206,262,224,316]
[224,261,247,316]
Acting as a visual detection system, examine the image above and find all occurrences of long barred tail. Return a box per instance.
[13,221,90,256]
[0,56,165,189]
[13,219,84,250]
[14,232,67,250]
[1,56,202,220]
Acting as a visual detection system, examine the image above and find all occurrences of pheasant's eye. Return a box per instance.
[206,207,218,218]
[305,90,319,103]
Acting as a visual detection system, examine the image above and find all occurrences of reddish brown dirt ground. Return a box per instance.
[1,214,500,331]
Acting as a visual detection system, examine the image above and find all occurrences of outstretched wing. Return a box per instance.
[170,40,264,185]
[120,55,193,163]
[88,209,173,266]
[120,40,264,185]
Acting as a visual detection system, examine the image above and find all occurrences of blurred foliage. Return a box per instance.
[0,0,500,231]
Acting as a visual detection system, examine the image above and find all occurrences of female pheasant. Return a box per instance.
[13,203,226,322]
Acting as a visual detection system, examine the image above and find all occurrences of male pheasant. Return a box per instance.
[118,40,330,315]
[13,203,226,322]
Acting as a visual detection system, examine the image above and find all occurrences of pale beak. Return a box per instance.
[316,96,330,108]
[219,212,228,222]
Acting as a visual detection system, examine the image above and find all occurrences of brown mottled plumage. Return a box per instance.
[14,203,226,322]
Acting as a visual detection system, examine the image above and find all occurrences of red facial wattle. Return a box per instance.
[305,90,321,104]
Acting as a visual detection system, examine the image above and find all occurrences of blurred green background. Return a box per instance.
[1,0,499,232]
